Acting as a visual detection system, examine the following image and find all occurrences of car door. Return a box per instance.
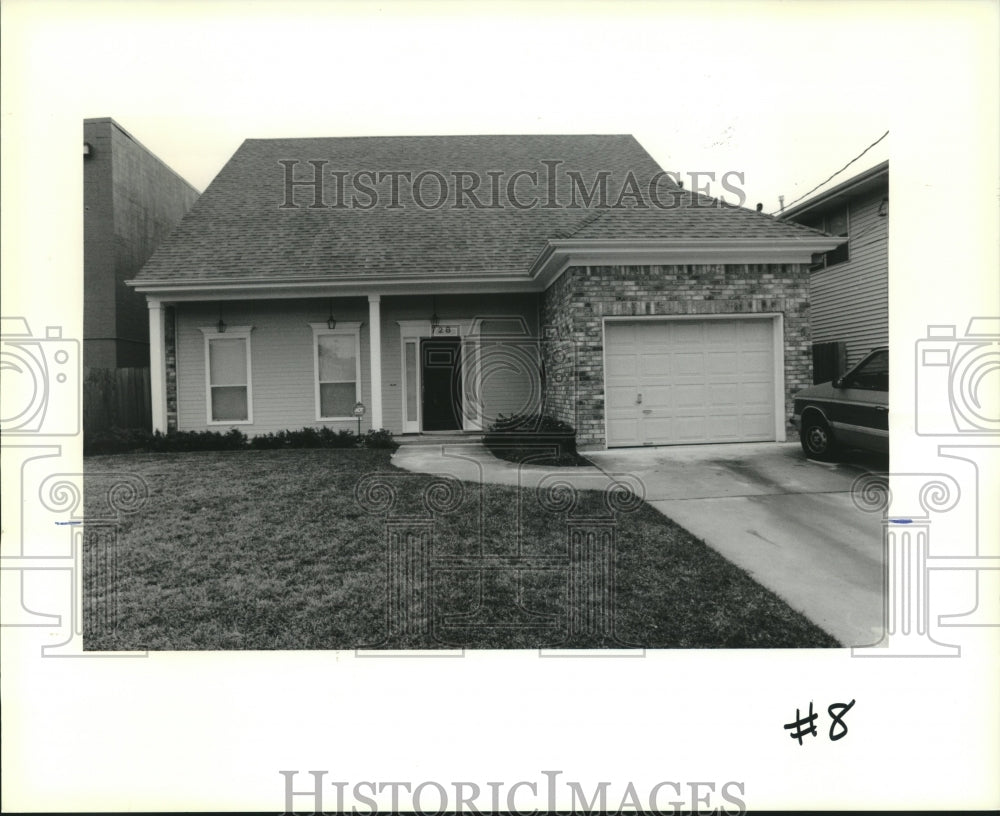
[829,348,889,452]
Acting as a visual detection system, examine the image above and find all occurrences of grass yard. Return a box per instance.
[83,448,839,650]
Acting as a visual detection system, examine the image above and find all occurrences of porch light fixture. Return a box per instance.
[878,197,889,217]
[431,295,439,327]
[326,299,337,330]
[216,304,227,333]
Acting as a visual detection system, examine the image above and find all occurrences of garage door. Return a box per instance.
[605,318,777,447]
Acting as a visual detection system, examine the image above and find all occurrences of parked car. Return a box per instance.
[791,347,888,460]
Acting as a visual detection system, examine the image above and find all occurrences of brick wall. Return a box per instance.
[540,264,812,447]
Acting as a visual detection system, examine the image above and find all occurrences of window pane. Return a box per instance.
[405,342,417,420]
[847,351,888,390]
[209,338,247,386]
[320,382,356,417]
[211,386,248,421]
[826,243,849,265]
[826,207,848,236]
[318,335,356,382]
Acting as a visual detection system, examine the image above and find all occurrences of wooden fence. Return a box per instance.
[83,367,152,433]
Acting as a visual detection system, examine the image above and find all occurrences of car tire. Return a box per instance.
[800,415,837,461]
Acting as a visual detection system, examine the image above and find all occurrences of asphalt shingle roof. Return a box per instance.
[135,134,830,283]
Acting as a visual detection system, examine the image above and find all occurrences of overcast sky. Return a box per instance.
[5,0,908,213]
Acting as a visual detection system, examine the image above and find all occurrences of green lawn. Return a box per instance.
[83,448,839,650]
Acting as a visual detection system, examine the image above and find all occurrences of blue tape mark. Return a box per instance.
[890,519,913,524]
[55,521,82,526]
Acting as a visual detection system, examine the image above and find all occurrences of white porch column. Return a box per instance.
[148,300,167,433]
[368,295,383,430]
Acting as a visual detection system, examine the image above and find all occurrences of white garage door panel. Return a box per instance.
[707,351,738,374]
[605,318,777,447]
[606,354,638,377]
[640,354,671,376]
[674,384,706,407]
[671,417,703,439]
[672,323,703,344]
[674,353,704,375]
[607,385,638,409]
[709,383,738,403]
[607,418,639,445]
[707,415,740,436]
[742,414,773,436]
[741,382,772,405]
[644,384,673,406]
[741,321,772,343]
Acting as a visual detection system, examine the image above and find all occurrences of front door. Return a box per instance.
[421,338,462,431]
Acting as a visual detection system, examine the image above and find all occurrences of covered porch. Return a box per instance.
[145,291,543,437]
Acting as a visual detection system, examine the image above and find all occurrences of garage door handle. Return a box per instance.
[642,409,652,414]
[636,393,643,404]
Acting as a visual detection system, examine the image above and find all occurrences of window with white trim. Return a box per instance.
[311,322,362,420]
[200,327,254,424]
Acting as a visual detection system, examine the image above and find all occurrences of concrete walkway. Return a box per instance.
[392,440,887,647]
[392,441,621,490]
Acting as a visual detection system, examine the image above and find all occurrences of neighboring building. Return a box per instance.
[128,135,842,449]
[84,118,200,369]
[779,160,888,380]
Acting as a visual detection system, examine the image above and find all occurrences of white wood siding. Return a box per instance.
[174,293,540,435]
[477,338,543,423]
[809,187,889,367]
[176,299,371,434]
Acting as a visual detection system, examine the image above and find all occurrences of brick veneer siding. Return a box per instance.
[540,264,812,448]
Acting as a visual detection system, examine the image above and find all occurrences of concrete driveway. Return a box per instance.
[585,442,888,647]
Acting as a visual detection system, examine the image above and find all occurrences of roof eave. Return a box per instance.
[779,160,889,221]
[125,273,544,301]
[532,237,846,287]
[127,237,844,300]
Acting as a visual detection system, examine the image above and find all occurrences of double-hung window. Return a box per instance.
[200,326,254,424]
[311,322,362,420]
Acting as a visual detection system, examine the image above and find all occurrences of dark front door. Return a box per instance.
[421,338,462,431]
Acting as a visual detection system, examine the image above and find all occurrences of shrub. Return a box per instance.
[483,413,578,462]
[149,428,249,452]
[85,426,368,455]
[249,428,361,449]
[84,427,156,456]
[329,428,363,448]
[362,428,399,451]
[487,413,576,436]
